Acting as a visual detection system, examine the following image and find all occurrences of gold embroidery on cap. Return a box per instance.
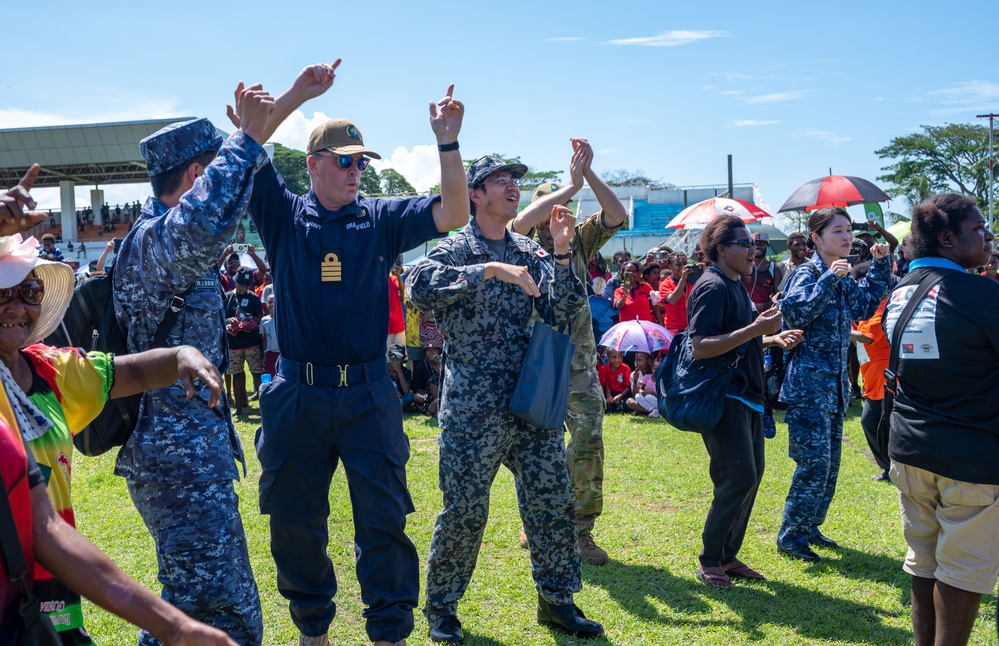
[322,253,342,282]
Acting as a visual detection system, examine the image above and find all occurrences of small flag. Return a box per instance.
[863,202,885,228]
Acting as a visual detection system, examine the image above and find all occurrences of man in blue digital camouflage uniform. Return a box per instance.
[406,156,604,643]
[238,62,469,646]
[112,83,275,646]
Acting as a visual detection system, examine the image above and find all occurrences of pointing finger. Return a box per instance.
[17,164,40,194]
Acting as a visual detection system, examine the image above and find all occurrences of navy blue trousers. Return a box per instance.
[256,372,419,643]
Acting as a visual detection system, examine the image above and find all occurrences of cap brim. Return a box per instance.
[320,144,382,160]
[25,260,75,345]
[471,163,529,187]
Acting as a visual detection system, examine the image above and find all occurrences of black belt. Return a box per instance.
[279,357,386,387]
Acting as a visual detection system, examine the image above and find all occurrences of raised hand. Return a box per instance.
[0,164,47,236]
[429,83,463,144]
[568,145,587,190]
[549,205,576,253]
[233,82,276,145]
[869,243,890,259]
[571,137,594,176]
[291,59,340,100]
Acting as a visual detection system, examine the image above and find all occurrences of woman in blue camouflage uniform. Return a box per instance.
[776,207,891,562]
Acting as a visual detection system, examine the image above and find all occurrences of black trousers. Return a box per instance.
[860,397,890,471]
[699,398,765,568]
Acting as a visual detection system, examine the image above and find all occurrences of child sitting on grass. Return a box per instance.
[599,349,631,413]
[627,351,661,417]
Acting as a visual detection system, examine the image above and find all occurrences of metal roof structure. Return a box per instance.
[0,118,197,188]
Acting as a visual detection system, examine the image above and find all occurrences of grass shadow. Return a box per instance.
[585,561,911,644]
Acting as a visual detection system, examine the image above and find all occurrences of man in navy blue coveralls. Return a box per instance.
[237,61,469,646]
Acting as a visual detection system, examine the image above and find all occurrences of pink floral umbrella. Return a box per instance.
[598,320,673,354]
[667,197,771,229]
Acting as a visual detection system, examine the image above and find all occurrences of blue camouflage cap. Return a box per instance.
[467,155,528,189]
[140,118,224,176]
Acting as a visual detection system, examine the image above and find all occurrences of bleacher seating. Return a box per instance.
[628,201,685,233]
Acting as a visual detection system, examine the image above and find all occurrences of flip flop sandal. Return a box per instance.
[724,563,767,580]
[696,569,734,590]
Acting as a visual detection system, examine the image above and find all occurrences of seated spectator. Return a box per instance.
[599,349,631,412]
[38,234,64,262]
[613,261,658,322]
[67,240,74,252]
[589,252,612,296]
[601,250,631,299]
[260,293,280,379]
[76,241,86,258]
[660,252,694,336]
[224,267,264,415]
[387,343,414,408]
[626,351,661,417]
[411,339,443,416]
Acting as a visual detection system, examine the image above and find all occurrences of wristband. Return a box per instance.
[437,141,460,152]
[553,249,573,260]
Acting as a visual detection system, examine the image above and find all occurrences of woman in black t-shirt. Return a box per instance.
[686,215,802,589]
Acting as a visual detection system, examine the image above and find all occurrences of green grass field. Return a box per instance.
[70,390,997,645]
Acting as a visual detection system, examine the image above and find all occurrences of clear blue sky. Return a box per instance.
[5,0,997,227]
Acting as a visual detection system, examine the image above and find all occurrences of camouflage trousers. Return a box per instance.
[127,479,263,646]
[564,365,605,534]
[425,420,582,616]
[777,405,844,547]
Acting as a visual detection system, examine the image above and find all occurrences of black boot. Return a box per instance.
[428,614,463,643]
[537,594,604,638]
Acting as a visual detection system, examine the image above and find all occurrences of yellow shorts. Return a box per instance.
[891,460,999,594]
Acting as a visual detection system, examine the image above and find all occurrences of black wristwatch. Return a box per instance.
[437,141,459,152]
[553,249,573,260]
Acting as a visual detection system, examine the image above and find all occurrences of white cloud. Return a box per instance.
[372,145,441,193]
[598,147,618,156]
[606,30,728,47]
[0,109,75,129]
[545,36,586,42]
[928,80,999,104]
[726,119,780,128]
[270,110,332,152]
[799,128,851,145]
[740,90,812,104]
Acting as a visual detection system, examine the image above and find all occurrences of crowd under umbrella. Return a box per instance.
[598,319,673,355]
[778,175,890,213]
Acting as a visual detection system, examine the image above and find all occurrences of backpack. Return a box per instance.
[654,330,747,433]
[45,263,190,456]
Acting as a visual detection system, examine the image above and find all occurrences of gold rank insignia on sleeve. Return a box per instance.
[322,252,342,282]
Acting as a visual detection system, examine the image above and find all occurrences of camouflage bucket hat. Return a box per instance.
[140,118,223,176]
[466,156,528,188]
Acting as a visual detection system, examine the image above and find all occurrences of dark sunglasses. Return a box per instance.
[316,153,369,171]
[0,280,45,306]
[722,239,754,249]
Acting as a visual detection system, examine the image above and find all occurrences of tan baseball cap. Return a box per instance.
[307,118,381,158]
[531,182,573,204]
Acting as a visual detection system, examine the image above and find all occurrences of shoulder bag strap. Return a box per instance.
[152,282,196,349]
[0,479,28,587]
[884,272,948,395]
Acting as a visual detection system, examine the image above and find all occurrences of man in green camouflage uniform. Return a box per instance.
[510,138,627,565]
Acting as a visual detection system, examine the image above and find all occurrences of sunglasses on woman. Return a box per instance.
[315,152,369,171]
[722,239,755,249]
[0,279,45,306]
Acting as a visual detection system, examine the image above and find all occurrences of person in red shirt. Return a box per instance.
[613,261,656,322]
[387,257,406,350]
[599,349,631,412]
[659,252,695,335]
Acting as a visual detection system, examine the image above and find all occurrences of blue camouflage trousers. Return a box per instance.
[127,479,263,646]
[778,405,844,548]
[425,420,582,617]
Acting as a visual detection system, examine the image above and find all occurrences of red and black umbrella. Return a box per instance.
[777,175,890,212]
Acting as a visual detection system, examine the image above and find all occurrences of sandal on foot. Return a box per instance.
[724,563,767,580]
[696,569,734,589]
